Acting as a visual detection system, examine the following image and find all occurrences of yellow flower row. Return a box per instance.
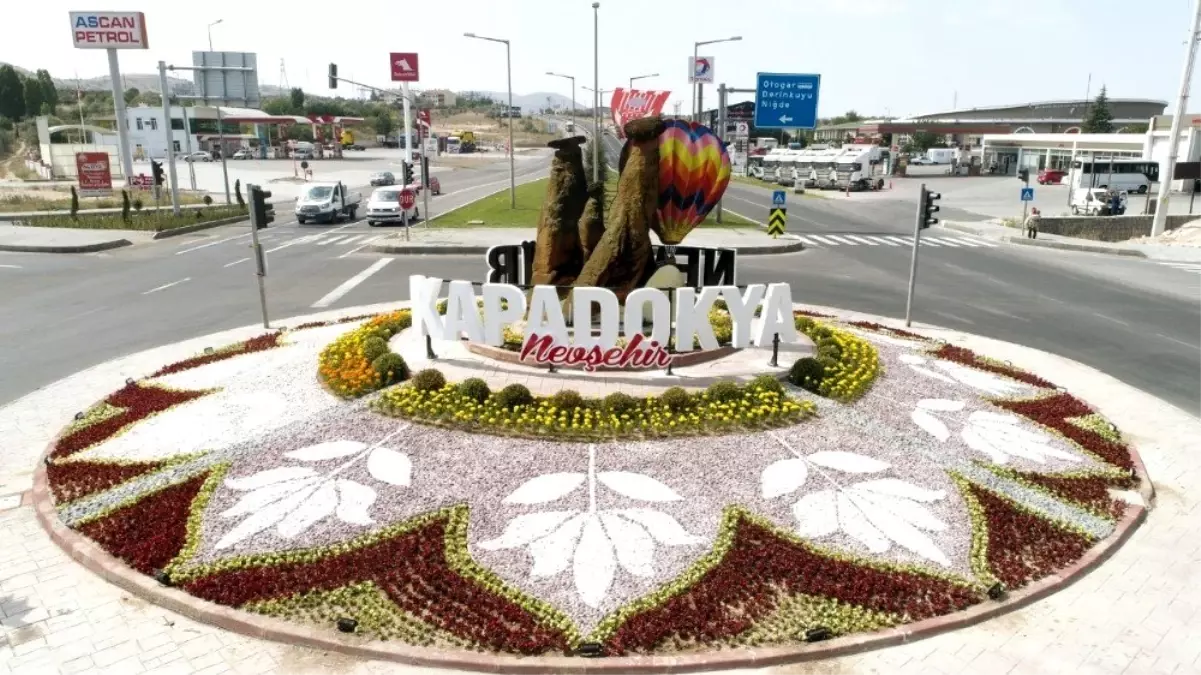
[317,310,413,398]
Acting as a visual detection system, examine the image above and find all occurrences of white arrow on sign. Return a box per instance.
[779,115,793,124]
[394,58,413,72]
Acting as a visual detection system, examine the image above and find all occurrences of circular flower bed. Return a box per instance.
[38,307,1145,666]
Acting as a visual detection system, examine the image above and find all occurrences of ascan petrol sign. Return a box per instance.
[69,11,149,49]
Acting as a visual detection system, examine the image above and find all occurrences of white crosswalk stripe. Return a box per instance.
[794,234,999,249]
[1157,261,1201,275]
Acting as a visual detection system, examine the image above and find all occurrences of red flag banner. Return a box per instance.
[610,88,672,139]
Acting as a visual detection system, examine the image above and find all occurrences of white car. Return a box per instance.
[183,151,213,162]
[909,157,935,165]
[366,187,419,226]
[232,149,253,160]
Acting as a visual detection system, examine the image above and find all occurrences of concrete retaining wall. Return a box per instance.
[1037,215,1194,242]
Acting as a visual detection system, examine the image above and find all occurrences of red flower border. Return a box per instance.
[78,472,210,575]
[51,384,209,460]
[846,321,931,342]
[47,459,166,504]
[289,313,380,331]
[994,392,1135,478]
[966,482,1094,589]
[151,332,284,378]
[1007,470,1126,520]
[602,514,980,655]
[930,344,1055,389]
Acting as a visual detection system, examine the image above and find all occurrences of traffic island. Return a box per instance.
[28,120,1156,671]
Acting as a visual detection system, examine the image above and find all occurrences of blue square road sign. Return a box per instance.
[1021,187,1035,202]
[772,190,787,206]
[755,73,821,130]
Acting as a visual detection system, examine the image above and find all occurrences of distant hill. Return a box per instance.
[467,91,580,112]
[0,61,285,97]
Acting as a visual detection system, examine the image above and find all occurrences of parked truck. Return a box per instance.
[831,144,887,191]
[294,181,362,224]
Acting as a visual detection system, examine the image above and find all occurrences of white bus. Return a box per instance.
[1067,158,1159,194]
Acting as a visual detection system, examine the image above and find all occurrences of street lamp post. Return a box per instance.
[546,72,576,130]
[465,32,516,208]
[583,86,611,182]
[629,73,658,90]
[206,19,222,51]
[592,2,600,183]
[692,36,741,122]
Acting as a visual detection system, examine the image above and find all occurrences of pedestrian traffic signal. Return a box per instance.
[1018,168,1030,183]
[151,159,164,186]
[919,187,941,229]
[328,63,338,89]
[249,185,274,229]
[402,162,414,185]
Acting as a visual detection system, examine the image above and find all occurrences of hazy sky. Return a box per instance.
[4,0,1197,118]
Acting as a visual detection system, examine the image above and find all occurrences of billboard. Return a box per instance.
[75,152,113,197]
[609,88,672,139]
[192,51,261,108]
[688,56,714,84]
[69,11,148,49]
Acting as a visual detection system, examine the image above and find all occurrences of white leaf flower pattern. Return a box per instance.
[899,353,1026,395]
[761,458,808,499]
[478,446,704,608]
[961,411,1082,465]
[216,426,409,549]
[764,434,951,566]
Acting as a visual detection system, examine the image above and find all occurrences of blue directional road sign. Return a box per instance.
[772,190,787,206]
[755,73,821,130]
[1021,187,1035,202]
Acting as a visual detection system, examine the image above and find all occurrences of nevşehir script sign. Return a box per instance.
[69,11,148,49]
[409,275,799,371]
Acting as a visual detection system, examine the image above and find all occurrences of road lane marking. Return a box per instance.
[808,235,841,245]
[265,237,314,253]
[794,235,819,246]
[224,257,249,267]
[142,278,191,295]
[317,235,348,245]
[338,236,383,258]
[949,237,981,247]
[920,238,943,247]
[844,235,879,246]
[175,233,251,255]
[956,235,997,247]
[886,236,912,245]
[1093,312,1130,327]
[929,237,961,247]
[312,258,394,308]
[870,236,900,246]
[825,235,859,245]
[0,264,22,268]
[1156,333,1201,349]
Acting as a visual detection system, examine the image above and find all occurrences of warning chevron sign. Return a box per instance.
[768,207,787,237]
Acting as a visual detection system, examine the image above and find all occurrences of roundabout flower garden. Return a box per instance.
[36,306,1147,666]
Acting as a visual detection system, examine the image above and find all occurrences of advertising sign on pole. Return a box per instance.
[609,88,672,139]
[69,11,148,49]
[688,56,715,84]
[390,53,420,82]
[75,152,113,197]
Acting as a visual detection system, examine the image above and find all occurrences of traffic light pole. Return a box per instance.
[157,61,182,216]
[904,183,926,328]
[247,183,270,329]
[422,155,431,228]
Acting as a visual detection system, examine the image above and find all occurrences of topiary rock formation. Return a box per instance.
[572,117,665,302]
[530,136,589,288]
[578,181,606,262]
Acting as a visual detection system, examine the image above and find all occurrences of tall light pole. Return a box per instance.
[465,32,516,208]
[206,19,222,51]
[547,72,576,129]
[1151,0,1201,236]
[629,73,658,90]
[583,86,611,181]
[592,2,601,183]
[692,36,740,122]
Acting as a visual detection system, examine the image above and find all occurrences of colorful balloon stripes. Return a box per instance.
[655,120,732,245]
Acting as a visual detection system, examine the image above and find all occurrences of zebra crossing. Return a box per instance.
[790,233,998,249]
[1155,261,1201,275]
[259,231,389,253]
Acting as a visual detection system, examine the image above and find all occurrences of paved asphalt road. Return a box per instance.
[1,140,1198,417]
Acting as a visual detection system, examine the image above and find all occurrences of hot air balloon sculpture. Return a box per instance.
[654,120,732,246]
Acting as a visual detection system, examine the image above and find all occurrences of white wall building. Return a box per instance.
[96,105,268,160]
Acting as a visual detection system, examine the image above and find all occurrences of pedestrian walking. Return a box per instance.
[1025,207,1041,239]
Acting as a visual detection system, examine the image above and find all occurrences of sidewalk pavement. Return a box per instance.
[941,220,1201,263]
[1,301,1198,675]
[0,224,146,254]
[369,227,805,255]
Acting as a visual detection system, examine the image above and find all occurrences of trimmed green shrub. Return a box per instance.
[496,383,534,409]
[371,353,409,384]
[361,336,388,361]
[790,357,826,392]
[457,377,491,404]
[410,368,446,392]
[750,374,785,395]
[551,389,585,411]
[706,380,742,403]
[660,386,692,412]
[603,392,639,416]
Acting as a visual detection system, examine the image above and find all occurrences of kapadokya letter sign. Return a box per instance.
[409,276,799,370]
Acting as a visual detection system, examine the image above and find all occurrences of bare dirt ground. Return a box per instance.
[1130,219,1201,247]
[430,111,557,149]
